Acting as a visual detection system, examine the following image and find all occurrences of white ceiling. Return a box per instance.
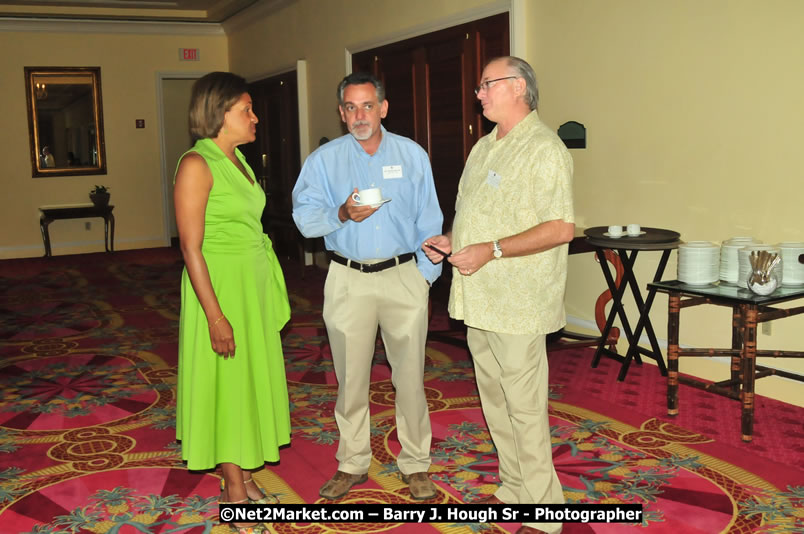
[0,0,260,23]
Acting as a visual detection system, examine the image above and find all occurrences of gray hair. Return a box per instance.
[337,72,385,106]
[491,56,539,111]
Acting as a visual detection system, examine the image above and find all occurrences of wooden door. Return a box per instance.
[242,71,302,261]
[352,13,509,229]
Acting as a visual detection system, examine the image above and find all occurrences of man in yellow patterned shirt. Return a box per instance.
[423,56,574,534]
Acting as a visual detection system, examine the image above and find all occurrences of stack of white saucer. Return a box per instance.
[720,237,762,284]
[778,242,804,286]
[737,245,782,288]
[678,241,720,285]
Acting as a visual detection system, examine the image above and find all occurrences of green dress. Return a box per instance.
[176,138,291,471]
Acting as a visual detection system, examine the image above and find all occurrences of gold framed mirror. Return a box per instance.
[24,66,107,178]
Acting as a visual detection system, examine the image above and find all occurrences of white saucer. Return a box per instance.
[602,231,646,238]
[680,279,719,286]
[356,198,391,208]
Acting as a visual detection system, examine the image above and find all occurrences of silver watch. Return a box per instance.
[492,240,503,259]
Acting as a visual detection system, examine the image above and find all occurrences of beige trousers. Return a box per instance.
[467,327,564,534]
[323,259,432,476]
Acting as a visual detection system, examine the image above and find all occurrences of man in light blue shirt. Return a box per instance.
[293,72,443,501]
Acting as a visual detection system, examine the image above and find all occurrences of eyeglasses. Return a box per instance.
[474,76,518,95]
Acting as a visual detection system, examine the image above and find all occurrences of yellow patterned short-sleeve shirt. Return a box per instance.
[448,111,574,335]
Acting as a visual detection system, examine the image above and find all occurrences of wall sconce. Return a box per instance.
[558,121,586,149]
[35,82,47,100]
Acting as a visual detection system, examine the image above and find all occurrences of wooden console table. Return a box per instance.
[649,280,804,441]
[39,204,115,257]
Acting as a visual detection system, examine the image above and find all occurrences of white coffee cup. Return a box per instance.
[627,223,641,236]
[607,225,623,237]
[351,187,382,205]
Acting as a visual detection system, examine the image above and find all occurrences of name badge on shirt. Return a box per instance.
[382,165,403,179]
[486,169,502,188]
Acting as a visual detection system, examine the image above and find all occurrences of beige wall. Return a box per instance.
[526,0,804,405]
[0,26,227,258]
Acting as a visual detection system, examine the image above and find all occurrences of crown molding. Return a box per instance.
[0,17,224,35]
[221,0,296,35]
[346,0,510,55]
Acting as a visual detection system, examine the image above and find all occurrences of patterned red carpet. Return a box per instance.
[0,248,802,533]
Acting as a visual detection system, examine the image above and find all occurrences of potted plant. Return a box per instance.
[89,185,110,207]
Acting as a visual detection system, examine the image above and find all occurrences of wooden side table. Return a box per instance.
[649,280,804,441]
[39,204,115,257]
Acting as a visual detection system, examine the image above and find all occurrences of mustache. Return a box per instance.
[351,121,370,129]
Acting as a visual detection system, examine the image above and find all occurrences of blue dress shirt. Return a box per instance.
[292,127,443,284]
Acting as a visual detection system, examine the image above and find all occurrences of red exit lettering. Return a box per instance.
[179,48,200,61]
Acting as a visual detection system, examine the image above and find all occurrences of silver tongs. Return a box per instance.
[748,250,780,286]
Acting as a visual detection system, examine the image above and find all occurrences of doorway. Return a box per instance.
[352,12,509,229]
[240,70,302,262]
[158,75,198,246]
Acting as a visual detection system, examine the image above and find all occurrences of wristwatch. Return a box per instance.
[492,240,503,259]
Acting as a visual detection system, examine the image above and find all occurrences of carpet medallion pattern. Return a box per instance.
[0,249,802,533]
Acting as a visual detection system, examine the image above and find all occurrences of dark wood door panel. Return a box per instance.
[352,12,509,230]
[377,50,417,143]
[474,20,510,137]
[427,40,466,226]
[243,70,302,261]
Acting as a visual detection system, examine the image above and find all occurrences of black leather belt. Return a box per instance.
[331,252,415,273]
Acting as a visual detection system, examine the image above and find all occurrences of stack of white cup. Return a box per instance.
[778,242,804,286]
[678,241,720,285]
[720,237,762,284]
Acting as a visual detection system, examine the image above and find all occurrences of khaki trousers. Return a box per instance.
[323,259,432,475]
[467,328,564,534]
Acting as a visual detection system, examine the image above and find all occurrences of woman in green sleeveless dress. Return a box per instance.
[174,72,290,531]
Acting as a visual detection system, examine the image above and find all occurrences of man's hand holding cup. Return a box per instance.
[339,187,379,222]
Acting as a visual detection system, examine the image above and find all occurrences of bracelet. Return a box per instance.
[209,315,225,329]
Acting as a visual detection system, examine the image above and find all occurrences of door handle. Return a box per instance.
[260,154,269,193]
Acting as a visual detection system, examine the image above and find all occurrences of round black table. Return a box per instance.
[584,226,681,381]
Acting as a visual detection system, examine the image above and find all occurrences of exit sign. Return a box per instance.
[179,48,200,61]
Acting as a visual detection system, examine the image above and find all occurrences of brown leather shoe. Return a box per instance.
[515,527,548,534]
[473,494,506,505]
[318,470,368,500]
[401,471,437,500]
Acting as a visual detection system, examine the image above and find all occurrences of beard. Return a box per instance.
[349,121,374,141]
